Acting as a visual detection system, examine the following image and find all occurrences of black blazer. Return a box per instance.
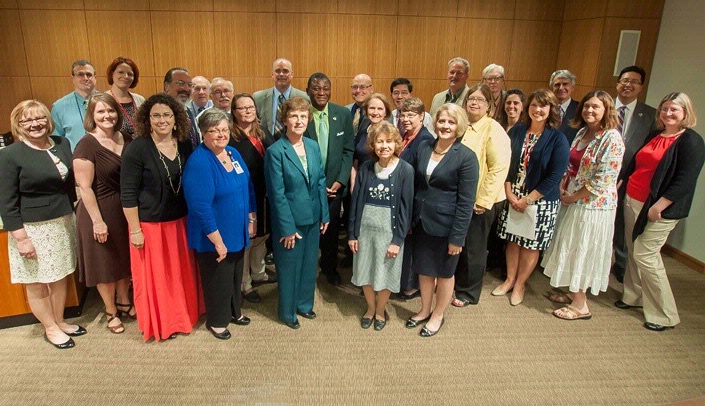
[558,99,579,144]
[0,136,76,231]
[412,139,479,246]
[229,134,274,235]
[399,126,435,170]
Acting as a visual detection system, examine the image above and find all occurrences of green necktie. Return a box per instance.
[318,111,329,167]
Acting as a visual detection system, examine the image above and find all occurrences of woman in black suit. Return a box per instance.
[406,103,478,337]
[0,100,86,349]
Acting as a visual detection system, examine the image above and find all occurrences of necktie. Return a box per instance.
[318,112,329,167]
[352,108,361,133]
[396,113,405,137]
[559,106,565,122]
[617,106,626,139]
[274,93,285,138]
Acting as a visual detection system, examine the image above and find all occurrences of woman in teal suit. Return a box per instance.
[265,97,330,330]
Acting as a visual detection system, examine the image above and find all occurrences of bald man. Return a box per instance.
[346,74,374,133]
[253,58,309,139]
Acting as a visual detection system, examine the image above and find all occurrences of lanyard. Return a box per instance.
[523,130,542,170]
[109,90,137,132]
[73,92,85,122]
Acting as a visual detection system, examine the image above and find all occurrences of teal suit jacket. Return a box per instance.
[253,86,309,139]
[264,136,330,238]
[303,102,355,192]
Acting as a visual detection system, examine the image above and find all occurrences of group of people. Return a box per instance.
[0,55,702,349]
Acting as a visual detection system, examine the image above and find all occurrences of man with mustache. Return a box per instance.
[163,67,193,104]
[429,57,471,118]
[51,60,98,151]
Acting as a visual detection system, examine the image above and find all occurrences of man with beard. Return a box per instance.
[51,60,98,151]
[163,67,193,104]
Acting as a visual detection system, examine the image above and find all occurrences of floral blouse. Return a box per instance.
[564,127,624,209]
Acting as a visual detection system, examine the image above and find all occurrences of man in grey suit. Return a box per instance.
[429,57,471,118]
[253,58,309,140]
[611,65,657,282]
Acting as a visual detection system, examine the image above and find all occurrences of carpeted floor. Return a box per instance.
[0,255,703,405]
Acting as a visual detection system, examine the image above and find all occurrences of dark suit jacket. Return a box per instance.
[399,126,435,170]
[412,139,479,246]
[304,102,355,193]
[0,136,76,231]
[264,136,330,239]
[558,99,579,144]
[229,134,274,235]
[619,100,657,180]
[252,87,309,139]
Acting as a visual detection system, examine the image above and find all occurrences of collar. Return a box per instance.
[274,86,292,100]
[468,115,492,133]
[447,86,466,101]
[615,97,637,111]
[559,99,572,112]
[312,103,329,118]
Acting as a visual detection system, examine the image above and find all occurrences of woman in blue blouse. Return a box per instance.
[183,109,256,340]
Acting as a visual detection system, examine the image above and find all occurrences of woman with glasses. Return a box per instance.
[0,100,85,349]
[121,94,203,341]
[183,109,256,340]
[617,92,704,331]
[229,93,276,304]
[105,56,145,139]
[482,64,507,125]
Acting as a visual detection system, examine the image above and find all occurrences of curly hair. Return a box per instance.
[365,121,402,162]
[134,94,190,142]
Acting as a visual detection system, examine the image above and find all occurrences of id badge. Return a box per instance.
[232,160,245,174]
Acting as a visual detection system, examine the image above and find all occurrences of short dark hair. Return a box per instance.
[618,65,646,84]
[307,72,330,89]
[135,94,190,142]
[390,78,412,94]
[163,67,189,85]
[84,92,124,132]
[107,56,140,88]
[71,60,94,76]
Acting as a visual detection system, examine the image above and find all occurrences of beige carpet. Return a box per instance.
[1,255,703,405]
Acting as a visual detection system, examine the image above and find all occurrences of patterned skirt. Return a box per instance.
[351,205,403,292]
[497,183,559,251]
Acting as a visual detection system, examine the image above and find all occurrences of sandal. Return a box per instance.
[451,298,471,308]
[544,291,572,304]
[552,306,592,321]
[116,302,137,320]
[106,312,125,334]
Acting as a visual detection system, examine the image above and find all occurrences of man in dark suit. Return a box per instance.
[304,73,355,285]
[253,58,309,140]
[611,65,657,282]
[550,69,579,144]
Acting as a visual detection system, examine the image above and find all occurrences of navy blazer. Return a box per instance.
[412,139,479,246]
[400,126,435,170]
[264,136,330,238]
[506,124,570,201]
[558,99,579,144]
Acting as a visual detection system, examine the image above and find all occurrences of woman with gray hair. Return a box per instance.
[482,64,507,125]
[183,108,257,340]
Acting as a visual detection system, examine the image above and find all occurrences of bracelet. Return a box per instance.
[130,228,142,235]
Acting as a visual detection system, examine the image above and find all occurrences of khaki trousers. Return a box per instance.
[241,235,269,291]
[622,195,680,326]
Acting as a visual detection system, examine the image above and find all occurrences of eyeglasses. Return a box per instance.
[392,90,410,97]
[150,112,174,120]
[211,89,232,96]
[235,106,256,112]
[483,76,504,83]
[173,80,194,89]
[399,112,418,119]
[618,78,642,86]
[73,72,94,79]
[467,97,487,104]
[19,116,48,126]
[351,84,371,91]
[660,106,683,114]
[206,128,231,136]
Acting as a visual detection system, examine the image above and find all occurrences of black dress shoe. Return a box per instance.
[611,265,625,283]
[324,271,342,286]
[405,314,431,329]
[398,290,421,300]
[264,252,275,265]
[206,324,231,340]
[614,300,642,310]
[420,318,445,337]
[231,316,251,326]
[167,333,178,340]
[644,322,675,332]
[284,320,300,330]
[360,315,373,329]
[44,334,75,349]
[297,311,316,320]
[64,325,87,337]
[242,290,262,303]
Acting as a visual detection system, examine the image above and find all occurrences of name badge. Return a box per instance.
[336,131,345,137]
[232,160,245,174]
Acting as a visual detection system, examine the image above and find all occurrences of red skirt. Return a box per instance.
[130,217,204,341]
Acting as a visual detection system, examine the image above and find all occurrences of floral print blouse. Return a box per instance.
[564,127,625,209]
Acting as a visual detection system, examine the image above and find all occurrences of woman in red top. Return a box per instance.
[617,92,704,332]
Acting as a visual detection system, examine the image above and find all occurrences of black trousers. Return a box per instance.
[319,192,344,275]
[196,250,244,328]
[612,197,628,274]
[455,201,502,303]
[399,233,418,291]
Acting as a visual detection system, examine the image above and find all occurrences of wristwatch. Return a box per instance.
[525,196,535,205]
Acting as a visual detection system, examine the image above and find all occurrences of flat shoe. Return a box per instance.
[44,334,75,349]
[232,316,251,326]
[242,290,262,303]
[644,322,674,332]
[374,311,388,331]
[491,286,512,296]
[451,298,471,308]
[360,316,373,329]
[405,314,431,329]
[552,306,592,321]
[206,324,231,340]
[65,325,87,337]
[419,318,444,337]
[398,290,420,300]
[614,300,642,310]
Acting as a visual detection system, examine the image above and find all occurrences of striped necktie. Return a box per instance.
[617,106,626,139]
[352,108,361,133]
[274,93,286,138]
[396,113,405,137]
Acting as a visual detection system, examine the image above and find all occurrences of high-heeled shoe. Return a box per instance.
[44,334,75,349]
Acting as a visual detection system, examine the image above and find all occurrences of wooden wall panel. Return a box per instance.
[331,77,354,107]
[407,79,450,112]
[329,15,397,78]
[84,0,149,10]
[95,76,160,98]
[573,85,595,102]
[515,0,565,21]
[276,13,336,79]
[505,80,550,97]
[454,18,514,80]
[508,20,561,81]
[230,77,274,97]
[150,12,215,78]
[18,0,83,9]
[457,0,515,19]
[563,0,607,20]
[213,0,275,12]
[0,10,27,76]
[338,1,398,15]
[0,0,17,9]
[86,11,156,78]
[399,0,458,17]
[29,77,74,110]
[276,0,336,14]
[213,13,276,77]
[20,10,90,77]
[149,0,213,11]
[556,18,603,86]
[0,77,32,133]
[396,16,456,79]
[607,0,663,19]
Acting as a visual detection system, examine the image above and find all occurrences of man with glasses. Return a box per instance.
[389,78,435,136]
[550,69,579,143]
[163,67,193,104]
[254,58,309,140]
[51,60,98,151]
[429,57,471,117]
[346,74,374,134]
[194,78,234,142]
[611,65,657,283]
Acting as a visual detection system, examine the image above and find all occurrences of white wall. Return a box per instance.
[646,0,705,262]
